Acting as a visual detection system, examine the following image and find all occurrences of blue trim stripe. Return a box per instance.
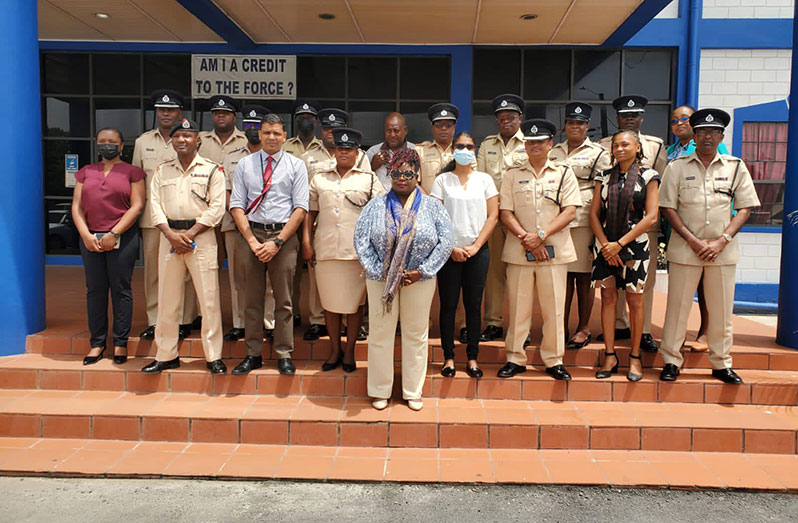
[175,0,254,50]
[698,19,793,49]
[604,0,673,47]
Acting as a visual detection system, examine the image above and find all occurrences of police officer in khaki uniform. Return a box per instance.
[416,103,460,194]
[221,104,276,342]
[658,109,760,384]
[598,95,668,352]
[478,94,528,342]
[497,119,581,380]
[283,99,323,158]
[132,89,198,340]
[198,95,248,164]
[141,118,226,374]
[549,102,612,349]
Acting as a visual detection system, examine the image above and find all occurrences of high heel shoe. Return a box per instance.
[83,347,106,366]
[321,355,342,372]
[342,361,357,373]
[595,352,619,379]
[113,348,127,365]
[627,354,643,382]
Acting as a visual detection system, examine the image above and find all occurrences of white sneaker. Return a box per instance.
[407,400,423,411]
[372,399,388,410]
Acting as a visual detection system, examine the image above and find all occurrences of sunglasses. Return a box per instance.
[454,143,475,151]
[695,128,723,137]
[671,116,690,125]
[432,120,455,129]
[390,169,417,180]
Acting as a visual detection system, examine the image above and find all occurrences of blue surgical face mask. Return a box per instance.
[453,148,475,166]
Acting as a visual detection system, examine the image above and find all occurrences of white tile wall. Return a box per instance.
[656,0,680,18]
[703,0,794,18]
[698,49,791,148]
[735,232,782,282]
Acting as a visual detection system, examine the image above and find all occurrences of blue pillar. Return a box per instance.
[776,7,798,349]
[0,2,45,355]
[685,0,702,108]
[450,46,473,132]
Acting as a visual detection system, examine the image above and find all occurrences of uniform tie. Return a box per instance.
[262,155,274,192]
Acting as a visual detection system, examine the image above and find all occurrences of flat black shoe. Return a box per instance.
[293,315,302,327]
[303,324,327,341]
[321,356,341,372]
[459,328,468,344]
[640,333,658,353]
[523,334,532,348]
[83,347,106,366]
[342,361,357,373]
[223,328,245,341]
[660,363,680,382]
[479,325,504,342]
[178,324,191,339]
[278,358,296,375]
[264,329,274,342]
[232,355,262,375]
[141,357,180,374]
[627,354,643,382]
[441,365,456,378]
[139,326,155,340]
[497,362,526,378]
[357,326,368,341]
[207,359,227,374]
[712,368,744,385]
[113,349,127,365]
[546,365,572,381]
[596,328,631,342]
[596,352,619,379]
[466,365,483,379]
[567,333,591,350]
[191,316,202,330]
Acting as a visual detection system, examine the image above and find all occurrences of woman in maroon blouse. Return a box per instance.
[71,128,146,365]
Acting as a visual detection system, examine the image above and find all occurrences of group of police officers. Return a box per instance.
[131,86,759,387]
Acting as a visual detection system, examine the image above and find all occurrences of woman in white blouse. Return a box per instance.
[431,132,499,378]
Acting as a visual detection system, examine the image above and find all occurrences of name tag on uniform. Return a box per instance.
[518,179,529,184]
[715,176,729,181]
[426,152,437,157]
[488,151,498,155]
[686,176,696,180]
[145,148,155,152]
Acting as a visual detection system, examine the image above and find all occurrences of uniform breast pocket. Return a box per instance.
[542,188,561,208]
[712,179,733,200]
[513,185,534,209]
[159,179,180,201]
[679,181,703,205]
[190,180,210,204]
[511,151,527,167]
[141,154,159,174]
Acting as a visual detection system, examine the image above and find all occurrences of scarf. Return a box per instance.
[605,161,640,243]
[381,188,421,311]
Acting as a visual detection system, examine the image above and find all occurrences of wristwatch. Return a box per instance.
[538,230,547,241]
[721,233,733,243]
[272,237,285,249]
[110,231,121,239]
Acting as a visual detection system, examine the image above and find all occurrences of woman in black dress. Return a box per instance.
[589,130,660,382]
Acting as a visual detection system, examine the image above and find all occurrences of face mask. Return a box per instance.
[453,148,475,166]
[97,143,120,160]
[245,127,261,145]
[296,118,315,134]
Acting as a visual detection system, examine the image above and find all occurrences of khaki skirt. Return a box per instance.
[315,259,367,314]
[567,226,595,273]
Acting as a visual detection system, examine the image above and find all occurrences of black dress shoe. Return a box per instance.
[596,328,631,342]
[546,365,572,381]
[113,349,127,365]
[459,328,468,344]
[712,368,744,385]
[191,316,203,330]
[223,328,245,341]
[660,363,680,382]
[232,355,262,375]
[206,359,227,374]
[480,325,504,342]
[278,358,296,375]
[139,326,155,340]
[321,357,341,372]
[497,362,526,378]
[303,324,327,341]
[357,326,368,341]
[466,365,483,379]
[441,365,456,378]
[523,334,532,348]
[293,315,302,327]
[83,347,106,366]
[141,357,180,374]
[264,329,274,342]
[595,352,619,379]
[640,333,659,353]
[567,333,591,350]
[178,324,192,339]
[342,361,357,373]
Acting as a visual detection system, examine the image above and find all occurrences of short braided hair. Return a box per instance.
[388,147,421,173]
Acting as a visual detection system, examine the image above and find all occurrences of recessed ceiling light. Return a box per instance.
[94,12,110,19]
[318,13,335,20]
[520,14,538,20]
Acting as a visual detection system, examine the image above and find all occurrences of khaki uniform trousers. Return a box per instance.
[153,229,222,362]
[224,231,274,330]
[366,278,436,401]
[505,263,568,368]
[484,226,507,327]
[614,230,658,333]
[142,227,198,326]
[660,262,736,370]
[241,229,298,359]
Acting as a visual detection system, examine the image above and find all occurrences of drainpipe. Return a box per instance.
[686,0,702,108]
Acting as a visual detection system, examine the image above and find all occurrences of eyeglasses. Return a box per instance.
[454,143,475,151]
[390,169,417,180]
[694,128,723,137]
[497,115,519,124]
[671,116,690,125]
[432,120,454,129]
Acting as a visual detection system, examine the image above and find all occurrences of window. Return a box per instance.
[741,122,787,226]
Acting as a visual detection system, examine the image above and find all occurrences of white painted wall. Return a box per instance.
[697,48,791,148]
[736,232,782,283]
[703,0,794,18]
[656,0,680,18]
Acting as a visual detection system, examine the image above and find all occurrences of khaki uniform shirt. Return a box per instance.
[499,159,582,266]
[301,146,370,181]
[198,128,248,165]
[283,136,323,158]
[150,154,226,230]
[132,129,177,228]
[660,152,760,266]
[308,166,385,261]
[477,129,528,191]
[549,138,611,228]
[416,141,454,194]
[221,146,256,232]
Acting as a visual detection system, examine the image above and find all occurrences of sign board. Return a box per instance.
[191,55,296,100]
[65,154,79,188]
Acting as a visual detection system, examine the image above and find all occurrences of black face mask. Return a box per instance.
[296,118,315,134]
[97,143,120,160]
[245,127,261,145]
